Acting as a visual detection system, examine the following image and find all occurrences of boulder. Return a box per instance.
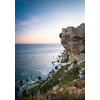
[26,79,28,82]
[53,85,59,91]
[68,63,74,71]
[61,54,69,63]
[38,76,41,80]
[57,60,59,62]
[20,83,24,86]
[61,55,63,57]
[58,55,60,58]
[19,80,23,83]
[31,75,33,77]
[15,85,19,91]
[28,81,36,85]
[22,84,29,93]
[79,68,85,78]
[73,54,85,65]
[55,66,58,69]
[51,69,55,75]
[40,78,47,82]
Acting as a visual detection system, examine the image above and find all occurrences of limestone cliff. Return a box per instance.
[60,23,85,64]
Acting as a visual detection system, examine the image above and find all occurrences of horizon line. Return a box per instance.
[15,43,61,44]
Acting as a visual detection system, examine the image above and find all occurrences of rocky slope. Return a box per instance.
[60,23,85,64]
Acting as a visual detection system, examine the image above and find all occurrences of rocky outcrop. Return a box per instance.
[60,23,85,63]
[21,81,42,96]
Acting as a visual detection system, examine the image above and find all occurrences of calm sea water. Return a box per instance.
[15,44,64,85]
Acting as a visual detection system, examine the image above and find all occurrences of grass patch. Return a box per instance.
[62,80,69,84]
[62,66,81,82]
[40,68,65,94]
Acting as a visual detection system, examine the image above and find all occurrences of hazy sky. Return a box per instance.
[15,0,85,44]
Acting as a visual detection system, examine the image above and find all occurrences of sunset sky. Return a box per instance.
[15,0,85,44]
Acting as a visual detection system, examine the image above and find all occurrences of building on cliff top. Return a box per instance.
[62,28,67,34]
[61,23,85,37]
[67,26,75,34]
[62,26,75,34]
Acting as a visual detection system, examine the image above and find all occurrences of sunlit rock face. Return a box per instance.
[60,23,85,63]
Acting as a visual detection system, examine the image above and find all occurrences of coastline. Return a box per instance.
[15,49,68,99]
[15,49,85,100]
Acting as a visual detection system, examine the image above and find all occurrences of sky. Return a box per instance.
[15,0,85,44]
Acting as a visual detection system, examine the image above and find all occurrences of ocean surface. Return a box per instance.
[15,44,64,85]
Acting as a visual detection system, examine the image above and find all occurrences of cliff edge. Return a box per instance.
[60,23,85,65]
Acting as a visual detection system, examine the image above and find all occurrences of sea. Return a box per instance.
[15,44,64,85]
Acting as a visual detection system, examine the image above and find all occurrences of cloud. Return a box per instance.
[15,15,40,26]
[15,14,48,26]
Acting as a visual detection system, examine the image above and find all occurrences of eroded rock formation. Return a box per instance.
[60,23,85,63]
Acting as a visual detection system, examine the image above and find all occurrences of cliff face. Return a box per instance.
[60,23,85,64]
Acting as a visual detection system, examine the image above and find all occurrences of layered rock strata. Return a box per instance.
[60,23,85,63]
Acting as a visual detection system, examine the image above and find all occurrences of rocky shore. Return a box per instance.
[15,50,71,99]
[15,23,85,100]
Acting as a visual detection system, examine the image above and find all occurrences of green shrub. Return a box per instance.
[59,33,62,38]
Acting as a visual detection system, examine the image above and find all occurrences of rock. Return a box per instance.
[51,69,55,75]
[61,55,63,57]
[50,74,52,78]
[15,85,19,91]
[63,50,67,55]
[20,83,24,86]
[40,81,48,88]
[31,75,33,77]
[40,78,47,82]
[61,54,69,63]
[28,81,36,85]
[26,81,42,96]
[68,63,74,71]
[64,70,67,73]
[22,84,28,93]
[59,76,64,84]
[19,80,23,83]
[60,23,85,63]
[58,55,60,58]
[26,79,28,82]
[55,66,58,69]
[53,85,59,91]
[79,68,85,78]
[38,76,41,80]
[57,60,59,62]
[73,54,85,65]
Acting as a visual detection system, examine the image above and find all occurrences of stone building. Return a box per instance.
[67,26,75,34]
[62,23,85,37]
[62,28,67,34]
